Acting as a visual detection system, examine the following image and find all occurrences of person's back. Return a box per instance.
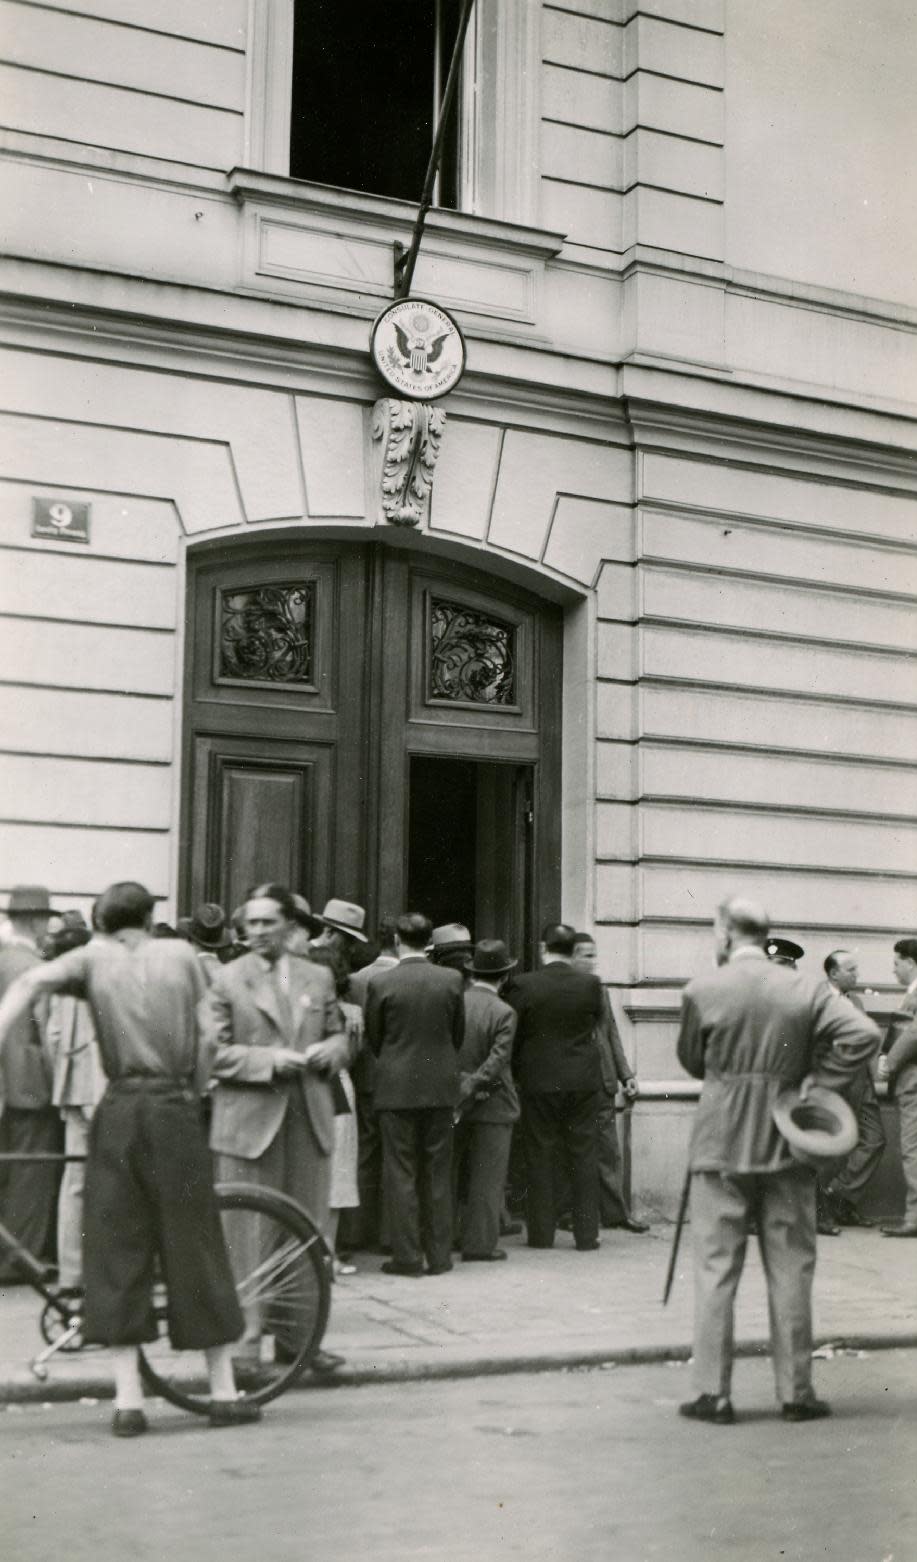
[367,957,464,1109]
[511,962,604,1095]
[679,955,878,1176]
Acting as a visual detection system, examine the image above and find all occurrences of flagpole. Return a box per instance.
[395,0,477,300]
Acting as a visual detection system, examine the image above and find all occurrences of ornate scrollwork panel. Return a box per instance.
[372,397,446,527]
[429,598,516,705]
[218,582,315,684]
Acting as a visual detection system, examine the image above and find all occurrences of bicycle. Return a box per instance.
[0,1154,333,1412]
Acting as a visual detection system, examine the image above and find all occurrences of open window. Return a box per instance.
[289,0,463,207]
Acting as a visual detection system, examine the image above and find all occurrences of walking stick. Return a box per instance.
[662,1166,692,1306]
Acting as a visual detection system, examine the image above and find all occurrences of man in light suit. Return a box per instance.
[818,949,885,1229]
[878,936,917,1237]
[365,912,464,1277]
[205,884,349,1362]
[677,896,880,1426]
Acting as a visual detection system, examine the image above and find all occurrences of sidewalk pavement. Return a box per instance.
[2,1225,913,1403]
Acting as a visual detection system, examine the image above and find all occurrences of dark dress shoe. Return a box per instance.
[381,1260,424,1277]
[782,1398,831,1422]
[500,1220,523,1237]
[612,1217,650,1234]
[575,1240,601,1251]
[111,1409,148,1438]
[828,1196,868,1227]
[208,1398,262,1427]
[310,1349,345,1373]
[462,1249,508,1262]
[880,1224,917,1237]
[679,1394,735,1425]
[425,1262,454,1275]
[816,1218,841,1236]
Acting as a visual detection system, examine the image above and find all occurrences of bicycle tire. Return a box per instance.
[138,1182,332,1414]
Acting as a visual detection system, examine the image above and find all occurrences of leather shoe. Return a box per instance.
[111,1409,148,1438]
[880,1224,917,1237]
[825,1194,869,1228]
[310,1348,345,1374]
[208,1398,262,1428]
[462,1250,508,1262]
[500,1220,522,1237]
[607,1217,649,1234]
[575,1240,601,1251]
[782,1398,831,1422]
[816,1217,841,1236]
[678,1394,735,1426]
[381,1260,423,1277]
[425,1262,454,1275]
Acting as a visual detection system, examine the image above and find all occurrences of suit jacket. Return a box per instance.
[0,942,51,1110]
[365,956,464,1110]
[457,984,520,1124]
[347,953,399,1097]
[883,987,917,1082]
[47,994,107,1111]
[205,950,347,1160]
[597,994,632,1097]
[509,961,605,1095]
[677,950,880,1174]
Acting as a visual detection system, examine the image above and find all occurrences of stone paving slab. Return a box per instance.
[1,1226,912,1402]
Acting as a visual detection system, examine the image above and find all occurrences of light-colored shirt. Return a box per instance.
[30,934,207,1085]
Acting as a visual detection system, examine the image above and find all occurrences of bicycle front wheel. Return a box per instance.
[138,1182,332,1413]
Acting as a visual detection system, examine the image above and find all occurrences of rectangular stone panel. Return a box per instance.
[640,803,917,875]
[0,618,175,697]
[542,63,621,134]
[0,822,170,898]
[639,744,917,818]
[640,623,913,705]
[0,754,172,830]
[642,455,917,545]
[638,862,917,930]
[640,566,914,652]
[543,8,624,74]
[0,685,173,763]
[640,684,917,765]
[0,549,176,630]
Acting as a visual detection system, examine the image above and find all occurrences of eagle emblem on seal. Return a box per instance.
[392,311,449,376]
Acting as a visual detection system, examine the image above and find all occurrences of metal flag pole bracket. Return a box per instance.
[394,0,477,299]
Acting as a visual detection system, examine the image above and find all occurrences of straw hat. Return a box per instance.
[772,1084,858,1167]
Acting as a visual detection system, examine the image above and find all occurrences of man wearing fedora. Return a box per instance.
[311,898,369,968]
[186,903,236,982]
[0,885,63,1281]
[453,940,520,1262]
[429,923,474,974]
[676,896,880,1426]
[365,912,465,1277]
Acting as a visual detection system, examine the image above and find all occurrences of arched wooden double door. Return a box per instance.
[181,540,561,966]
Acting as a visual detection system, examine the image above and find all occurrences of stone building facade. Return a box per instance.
[1,0,915,1209]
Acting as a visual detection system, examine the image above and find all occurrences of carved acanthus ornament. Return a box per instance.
[372,398,446,527]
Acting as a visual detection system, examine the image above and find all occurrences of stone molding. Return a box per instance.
[371,399,447,528]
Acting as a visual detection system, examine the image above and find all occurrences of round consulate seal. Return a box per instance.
[370,298,466,401]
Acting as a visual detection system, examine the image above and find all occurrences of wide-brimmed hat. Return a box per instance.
[465,939,518,978]
[188,903,232,950]
[316,898,368,943]
[4,885,57,917]
[428,922,472,954]
[772,1084,858,1167]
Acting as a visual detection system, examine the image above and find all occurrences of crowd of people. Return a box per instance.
[0,877,915,1435]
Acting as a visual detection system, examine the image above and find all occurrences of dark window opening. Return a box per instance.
[290,0,463,207]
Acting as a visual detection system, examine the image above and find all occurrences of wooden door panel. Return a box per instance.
[188,734,333,913]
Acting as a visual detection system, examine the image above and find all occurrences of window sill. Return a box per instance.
[227,169,566,331]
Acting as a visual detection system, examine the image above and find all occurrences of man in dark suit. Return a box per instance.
[365,912,464,1277]
[346,919,400,1251]
[509,922,605,1251]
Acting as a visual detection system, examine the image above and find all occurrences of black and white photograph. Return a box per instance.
[0,2,915,1558]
